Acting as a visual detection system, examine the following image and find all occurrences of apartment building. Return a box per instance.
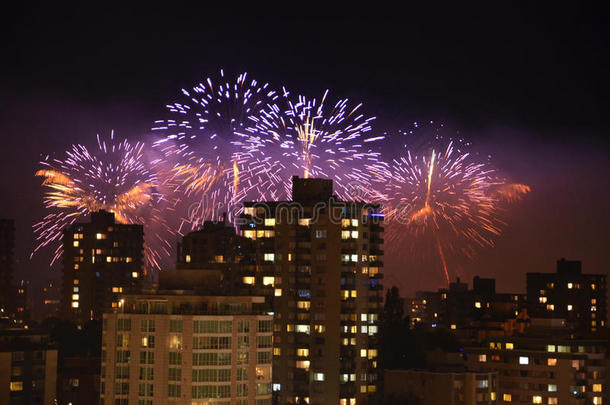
[527,259,607,333]
[238,176,384,405]
[101,270,273,405]
[385,369,499,405]
[62,210,144,324]
[0,329,58,405]
[465,322,607,405]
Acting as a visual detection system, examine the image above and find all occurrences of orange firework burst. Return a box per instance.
[366,139,529,286]
[33,131,174,270]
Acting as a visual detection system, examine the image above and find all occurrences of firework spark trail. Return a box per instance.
[152,70,282,226]
[366,136,529,286]
[33,131,174,271]
[243,90,384,200]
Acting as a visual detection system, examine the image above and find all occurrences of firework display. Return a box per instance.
[33,131,173,270]
[33,70,530,288]
[151,70,281,225]
[364,136,529,285]
[243,90,383,200]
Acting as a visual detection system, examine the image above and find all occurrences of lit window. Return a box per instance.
[9,382,23,392]
[125,257,132,263]
[546,304,554,311]
[288,253,293,262]
[297,348,309,357]
[296,325,310,334]
[503,393,512,402]
[478,354,487,362]
[591,306,597,312]
[548,398,558,405]
[264,253,275,262]
[505,343,514,350]
[72,294,79,300]
[593,384,602,392]
[297,301,310,310]
[314,373,325,381]
[263,276,275,286]
[591,298,597,304]
[351,254,358,262]
[519,356,529,365]
[491,392,496,401]
[73,241,79,247]
[567,304,573,311]
[273,348,281,356]
[593,398,602,405]
[547,345,556,352]
[533,396,542,404]
[475,301,481,308]
[243,230,256,239]
[548,384,557,392]
[96,233,104,240]
[185,254,191,263]
[74,279,79,285]
[296,360,310,370]
[106,256,112,263]
[341,219,351,228]
[591,283,596,290]
[568,282,573,289]
[350,231,359,239]
[132,272,139,278]
[71,302,79,308]
[315,230,327,238]
[360,349,367,357]
[274,289,282,297]
[298,218,311,226]
[351,219,359,227]
[539,296,547,303]
[242,277,255,285]
[547,358,557,366]
[73,287,79,292]
[341,230,351,240]
[450,324,456,330]
[264,218,276,226]
[244,207,255,216]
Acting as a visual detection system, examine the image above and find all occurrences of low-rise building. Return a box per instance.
[101,270,273,405]
[465,320,607,405]
[384,369,498,405]
[0,329,58,405]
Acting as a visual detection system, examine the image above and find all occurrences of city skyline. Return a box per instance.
[1,4,609,297]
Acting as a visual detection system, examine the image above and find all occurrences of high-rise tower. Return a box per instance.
[238,177,384,405]
[61,210,143,324]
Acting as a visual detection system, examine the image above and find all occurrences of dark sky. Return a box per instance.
[1,3,609,296]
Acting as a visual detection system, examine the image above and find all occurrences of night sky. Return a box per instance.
[1,4,609,296]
